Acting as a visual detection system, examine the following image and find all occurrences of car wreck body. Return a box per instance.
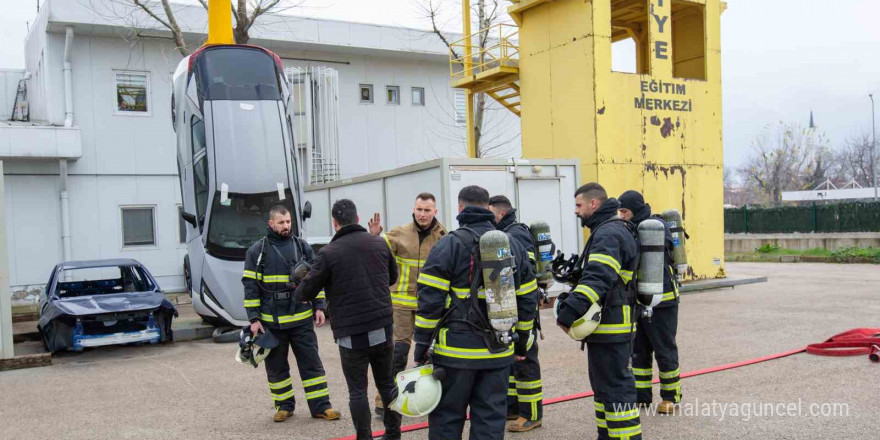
[38,259,178,353]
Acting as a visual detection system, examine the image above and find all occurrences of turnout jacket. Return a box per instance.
[414,207,539,369]
[242,229,325,329]
[556,198,640,343]
[631,209,679,308]
[382,217,447,310]
[496,209,537,270]
[295,224,399,340]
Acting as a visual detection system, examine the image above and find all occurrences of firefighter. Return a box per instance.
[487,195,544,433]
[242,205,340,423]
[413,185,538,440]
[618,190,681,415]
[555,183,642,440]
[367,192,447,416]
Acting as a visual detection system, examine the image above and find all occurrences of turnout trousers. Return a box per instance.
[263,324,332,415]
[506,334,543,421]
[588,341,642,440]
[632,305,681,404]
[428,366,509,440]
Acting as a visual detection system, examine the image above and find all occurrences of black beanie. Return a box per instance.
[618,190,646,214]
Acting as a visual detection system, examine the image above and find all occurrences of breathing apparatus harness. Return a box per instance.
[253,235,313,321]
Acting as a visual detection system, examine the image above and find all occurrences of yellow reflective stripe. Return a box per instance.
[622,305,632,325]
[527,251,536,262]
[242,270,259,280]
[588,253,621,272]
[391,293,418,307]
[261,309,314,324]
[262,275,290,283]
[302,376,327,387]
[516,379,542,390]
[415,315,440,329]
[594,402,605,411]
[519,393,543,403]
[305,389,330,400]
[243,299,261,308]
[596,418,607,428]
[395,255,424,266]
[573,284,600,303]
[662,291,677,302]
[316,290,326,299]
[620,270,633,283]
[660,381,681,391]
[508,388,518,396]
[607,409,640,421]
[417,273,451,290]
[609,426,642,437]
[382,234,393,251]
[635,380,653,388]
[659,368,681,379]
[593,322,635,334]
[452,287,486,299]
[268,377,292,390]
[632,367,653,376]
[433,342,514,359]
[516,279,537,296]
[516,320,534,331]
[272,389,295,401]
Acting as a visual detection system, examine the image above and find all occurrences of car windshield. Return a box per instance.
[205,189,297,260]
[56,266,155,298]
[195,47,281,101]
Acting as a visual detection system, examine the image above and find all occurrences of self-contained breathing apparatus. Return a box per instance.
[253,236,313,315]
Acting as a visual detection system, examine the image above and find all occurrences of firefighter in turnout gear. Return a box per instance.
[413,186,539,440]
[488,195,544,433]
[618,190,681,415]
[556,183,642,440]
[368,193,447,415]
[242,205,340,423]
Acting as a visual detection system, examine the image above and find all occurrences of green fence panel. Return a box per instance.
[725,202,880,234]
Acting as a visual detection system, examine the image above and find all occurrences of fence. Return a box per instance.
[724,202,880,234]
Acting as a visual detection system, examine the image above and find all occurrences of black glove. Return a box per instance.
[555,296,581,328]
[413,342,430,365]
[515,330,530,357]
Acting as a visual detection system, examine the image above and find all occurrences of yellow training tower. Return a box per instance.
[451,0,726,280]
[205,0,235,45]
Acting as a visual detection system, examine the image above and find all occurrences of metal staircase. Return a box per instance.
[449,23,521,117]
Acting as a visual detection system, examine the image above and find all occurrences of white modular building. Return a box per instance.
[0,0,522,301]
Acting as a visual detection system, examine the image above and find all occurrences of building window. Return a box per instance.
[121,206,157,247]
[177,205,187,244]
[671,0,706,80]
[115,71,150,114]
[359,84,374,103]
[386,86,400,105]
[454,90,466,125]
[610,0,650,74]
[412,87,425,106]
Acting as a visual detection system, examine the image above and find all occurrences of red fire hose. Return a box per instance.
[327,328,878,440]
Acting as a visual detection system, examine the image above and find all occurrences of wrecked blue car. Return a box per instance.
[38,259,177,353]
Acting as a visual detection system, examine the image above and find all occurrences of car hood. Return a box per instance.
[40,291,177,325]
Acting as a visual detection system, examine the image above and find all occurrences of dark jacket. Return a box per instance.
[496,209,537,270]
[242,229,325,329]
[632,207,679,308]
[295,224,399,339]
[556,198,639,343]
[413,207,538,370]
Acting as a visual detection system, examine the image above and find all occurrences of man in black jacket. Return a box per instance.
[414,186,538,440]
[556,183,642,440]
[242,205,339,423]
[295,199,402,440]
[488,195,544,433]
[618,190,681,415]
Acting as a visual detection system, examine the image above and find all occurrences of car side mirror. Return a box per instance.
[303,201,312,220]
[181,211,197,227]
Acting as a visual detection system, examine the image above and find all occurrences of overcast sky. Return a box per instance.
[2,0,879,168]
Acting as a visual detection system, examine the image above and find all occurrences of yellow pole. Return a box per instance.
[206,0,235,45]
[462,0,476,157]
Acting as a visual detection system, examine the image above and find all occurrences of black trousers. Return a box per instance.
[263,324,331,414]
[632,305,681,403]
[429,366,508,440]
[588,342,642,440]
[339,340,402,440]
[507,335,543,421]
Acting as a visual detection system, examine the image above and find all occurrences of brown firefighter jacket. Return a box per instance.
[382,217,446,310]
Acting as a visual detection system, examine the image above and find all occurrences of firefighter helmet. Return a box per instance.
[236,327,280,368]
[554,297,602,341]
[389,365,445,417]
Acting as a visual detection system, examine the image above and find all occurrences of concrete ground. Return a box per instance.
[1,262,878,439]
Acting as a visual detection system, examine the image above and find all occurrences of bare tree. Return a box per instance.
[737,122,831,205]
[417,0,513,157]
[91,0,303,56]
[830,133,876,187]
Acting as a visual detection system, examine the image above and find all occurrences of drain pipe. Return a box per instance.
[60,160,71,263]
[63,26,74,127]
